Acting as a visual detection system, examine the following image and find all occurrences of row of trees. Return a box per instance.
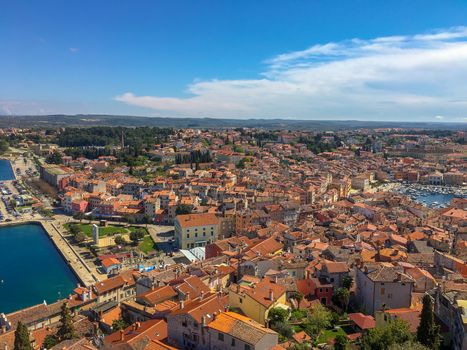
[57,127,173,148]
[0,138,9,154]
[174,150,212,165]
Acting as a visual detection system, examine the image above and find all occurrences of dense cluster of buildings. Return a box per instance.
[1,127,466,349]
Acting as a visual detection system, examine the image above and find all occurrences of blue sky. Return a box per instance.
[1,0,467,121]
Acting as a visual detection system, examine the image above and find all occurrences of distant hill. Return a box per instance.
[0,114,465,130]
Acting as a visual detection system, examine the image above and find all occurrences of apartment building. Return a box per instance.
[174,213,220,249]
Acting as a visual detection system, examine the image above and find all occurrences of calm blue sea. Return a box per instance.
[0,224,78,313]
[0,159,15,181]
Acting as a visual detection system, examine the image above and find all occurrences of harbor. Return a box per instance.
[380,182,466,209]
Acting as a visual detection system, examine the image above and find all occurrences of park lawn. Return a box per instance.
[317,327,347,344]
[138,235,156,254]
[65,223,128,237]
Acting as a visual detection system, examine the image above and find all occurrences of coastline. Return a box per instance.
[0,220,98,287]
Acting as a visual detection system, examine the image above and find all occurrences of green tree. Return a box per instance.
[175,204,193,215]
[68,224,80,235]
[56,303,76,340]
[0,139,10,154]
[143,214,152,227]
[334,334,349,350]
[334,287,350,311]
[45,151,63,164]
[361,319,412,350]
[342,275,353,290]
[417,294,440,350]
[129,230,145,244]
[39,207,54,217]
[14,321,32,350]
[268,307,289,324]
[42,335,59,349]
[330,311,340,326]
[304,304,331,337]
[74,231,86,243]
[115,235,126,246]
[112,319,128,331]
[291,292,304,308]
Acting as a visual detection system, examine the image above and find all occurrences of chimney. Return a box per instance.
[269,289,274,301]
[200,291,204,300]
[213,312,217,320]
[186,292,191,301]
[180,300,185,309]
[201,316,206,327]
[119,330,124,341]
[274,275,278,284]
[136,322,141,330]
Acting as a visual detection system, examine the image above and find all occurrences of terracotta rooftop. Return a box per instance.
[207,311,277,345]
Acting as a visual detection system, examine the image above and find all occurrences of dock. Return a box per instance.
[41,221,99,287]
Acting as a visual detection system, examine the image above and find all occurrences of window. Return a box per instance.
[195,232,198,237]
[330,278,334,282]
[186,233,190,239]
[203,232,206,236]
[218,333,224,341]
[231,338,236,346]
[239,297,243,304]
[319,288,323,292]
[245,345,251,350]
[381,288,385,295]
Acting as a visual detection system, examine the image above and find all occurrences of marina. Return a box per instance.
[386,183,466,208]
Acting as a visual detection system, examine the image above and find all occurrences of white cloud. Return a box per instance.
[435,115,445,119]
[69,47,80,53]
[115,27,467,121]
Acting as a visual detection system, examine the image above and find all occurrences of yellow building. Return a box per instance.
[174,213,220,249]
[228,279,288,325]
